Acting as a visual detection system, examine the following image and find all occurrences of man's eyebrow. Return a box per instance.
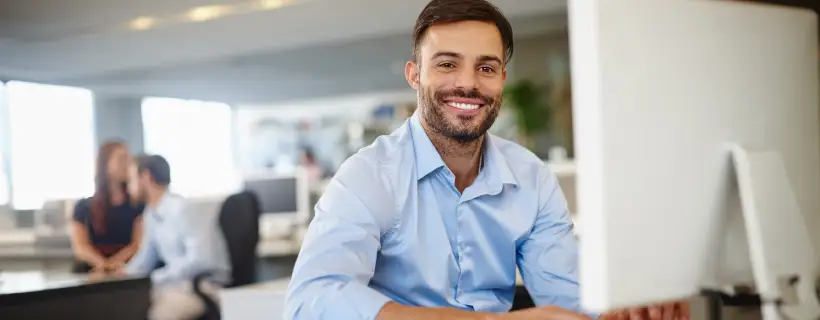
[431,51,462,60]
[477,55,503,65]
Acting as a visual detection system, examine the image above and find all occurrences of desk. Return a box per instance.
[0,227,74,272]
[221,278,290,320]
[0,244,74,272]
[0,272,150,320]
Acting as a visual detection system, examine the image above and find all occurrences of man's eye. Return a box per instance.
[479,66,495,73]
[438,62,456,68]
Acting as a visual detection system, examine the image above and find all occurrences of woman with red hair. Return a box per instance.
[69,140,145,273]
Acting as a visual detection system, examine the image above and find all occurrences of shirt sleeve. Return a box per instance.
[125,217,158,276]
[72,198,91,224]
[284,156,394,320]
[150,203,223,286]
[516,168,599,319]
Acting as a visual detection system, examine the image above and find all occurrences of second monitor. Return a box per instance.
[243,169,311,239]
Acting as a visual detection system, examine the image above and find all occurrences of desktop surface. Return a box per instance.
[0,271,150,320]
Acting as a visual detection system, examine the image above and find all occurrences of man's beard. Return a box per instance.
[419,85,501,143]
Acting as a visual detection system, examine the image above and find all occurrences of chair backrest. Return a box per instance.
[218,191,261,287]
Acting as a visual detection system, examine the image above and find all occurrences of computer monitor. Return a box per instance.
[570,0,820,315]
[243,169,310,239]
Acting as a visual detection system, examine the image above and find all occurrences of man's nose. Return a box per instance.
[453,68,479,91]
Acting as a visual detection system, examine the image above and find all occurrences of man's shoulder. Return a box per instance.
[159,193,189,218]
[338,123,412,177]
[488,134,553,180]
[356,124,412,164]
[326,125,412,226]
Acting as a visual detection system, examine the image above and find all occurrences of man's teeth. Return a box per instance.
[447,102,480,110]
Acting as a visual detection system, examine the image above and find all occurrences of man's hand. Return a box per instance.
[600,301,690,320]
[376,302,593,320]
[504,305,594,320]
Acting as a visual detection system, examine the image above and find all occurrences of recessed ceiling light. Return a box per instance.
[259,0,290,9]
[129,16,156,31]
[186,5,233,22]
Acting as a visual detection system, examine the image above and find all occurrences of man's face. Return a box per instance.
[135,170,153,201]
[406,20,506,142]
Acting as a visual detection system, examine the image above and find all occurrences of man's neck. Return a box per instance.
[146,187,168,209]
[421,121,483,193]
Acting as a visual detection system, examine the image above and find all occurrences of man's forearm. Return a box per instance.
[376,302,499,320]
[377,303,594,320]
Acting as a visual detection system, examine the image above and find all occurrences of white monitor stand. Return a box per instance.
[731,146,820,319]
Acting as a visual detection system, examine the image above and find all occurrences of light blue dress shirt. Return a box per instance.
[285,114,588,319]
[125,192,231,287]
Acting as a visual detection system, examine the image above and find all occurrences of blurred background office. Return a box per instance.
[0,0,816,319]
[0,0,580,275]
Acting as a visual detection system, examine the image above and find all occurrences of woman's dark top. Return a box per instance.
[72,196,144,257]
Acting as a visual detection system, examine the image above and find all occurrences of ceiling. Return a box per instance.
[65,13,568,104]
[0,0,567,84]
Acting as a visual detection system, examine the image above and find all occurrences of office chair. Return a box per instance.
[194,191,261,320]
[511,286,535,310]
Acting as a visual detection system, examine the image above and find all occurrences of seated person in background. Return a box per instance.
[70,140,144,273]
[300,147,324,186]
[122,155,231,320]
[285,1,689,319]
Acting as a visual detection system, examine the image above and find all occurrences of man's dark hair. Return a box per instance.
[412,0,514,63]
[136,154,172,186]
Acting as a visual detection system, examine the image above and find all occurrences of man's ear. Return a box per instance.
[502,67,507,81]
[405,60,420,90]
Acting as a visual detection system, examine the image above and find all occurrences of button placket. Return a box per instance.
[455,201,465,299]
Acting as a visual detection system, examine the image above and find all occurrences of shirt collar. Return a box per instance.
[408,112,518,188]
[409,113,445,180]
[148,191,174,221]
[484,133,519,188]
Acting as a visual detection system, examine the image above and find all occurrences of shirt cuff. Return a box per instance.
[123,262,142,276]
[150,268,173,286]
[339,281,392,320]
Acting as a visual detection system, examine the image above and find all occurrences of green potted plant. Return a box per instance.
[503,79,552,150]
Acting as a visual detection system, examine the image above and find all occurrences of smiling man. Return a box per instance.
[284,0,686,319]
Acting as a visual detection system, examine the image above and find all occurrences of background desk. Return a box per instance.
[0,244,74,272]
[221,278,290,320]
[0,272,150,320]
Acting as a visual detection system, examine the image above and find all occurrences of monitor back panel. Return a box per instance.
[570,0,820,311]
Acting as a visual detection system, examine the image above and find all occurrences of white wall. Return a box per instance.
[237,90,416,121]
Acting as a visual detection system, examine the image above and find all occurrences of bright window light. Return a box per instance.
[0,83,9,206]
[141,97,240,198]
[7,81,96,210]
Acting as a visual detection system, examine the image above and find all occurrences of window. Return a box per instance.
[141,97,239,198]
[0,83,9,206]
[6,81,96,210]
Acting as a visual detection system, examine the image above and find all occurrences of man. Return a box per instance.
[122,155,231,320]
[285,0,689,319]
